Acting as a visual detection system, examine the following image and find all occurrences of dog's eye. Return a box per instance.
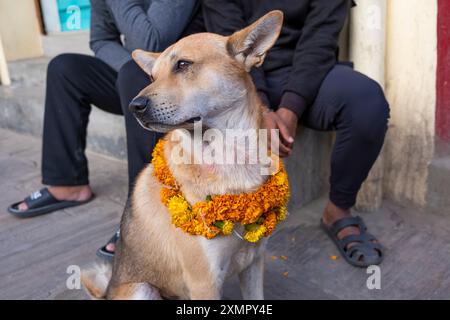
[175,60,192,71]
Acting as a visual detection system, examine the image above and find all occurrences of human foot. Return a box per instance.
[321,201,360,246]
[8,187,95,219]
[17,185,93,211]
[96,231,120,260]
[321,201,383,267]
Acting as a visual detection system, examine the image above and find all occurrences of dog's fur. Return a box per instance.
[82,11,284,300]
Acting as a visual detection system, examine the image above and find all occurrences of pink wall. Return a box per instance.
[437,0,450,143]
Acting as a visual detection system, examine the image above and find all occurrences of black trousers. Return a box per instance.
[42,54,388,209]
[42,54,158,194]
[266,64,390,209]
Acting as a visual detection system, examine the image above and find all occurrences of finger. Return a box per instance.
[271,132,292,157]
[278,141,292,157]
[277,120,294,147]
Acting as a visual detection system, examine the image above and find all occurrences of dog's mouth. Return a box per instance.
[185,116,202,124]
[136,116,203,133]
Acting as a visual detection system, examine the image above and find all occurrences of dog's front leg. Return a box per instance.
[238,254,264,300]
[184,269,223,300]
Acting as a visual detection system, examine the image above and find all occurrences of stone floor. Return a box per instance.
[1,129,450,300]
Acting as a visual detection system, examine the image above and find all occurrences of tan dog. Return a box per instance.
[82,11,284,300]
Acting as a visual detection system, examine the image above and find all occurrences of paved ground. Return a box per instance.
[1,129,450,300]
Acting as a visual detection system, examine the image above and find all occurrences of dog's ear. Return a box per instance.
[132,49,161,75]
[227,10,283,72]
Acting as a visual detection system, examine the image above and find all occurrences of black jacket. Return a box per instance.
[202,0,351,117]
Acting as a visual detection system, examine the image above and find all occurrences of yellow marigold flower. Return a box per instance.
[274,170,288,186]
[213,220,234,235]
[221,220,234,235]
[277,206,287,221]
[160,188,179,204]
[193,222,204,235]
[167,195,191,222]
[244,225,267,243]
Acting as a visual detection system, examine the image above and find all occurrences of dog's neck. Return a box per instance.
[205,87,263,132]
[164,86,271,204]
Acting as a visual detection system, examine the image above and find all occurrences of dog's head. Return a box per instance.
[129,11,283,132]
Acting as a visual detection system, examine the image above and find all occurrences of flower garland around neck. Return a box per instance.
[151,139,290,243]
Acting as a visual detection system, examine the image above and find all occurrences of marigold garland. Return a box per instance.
[152,139,290,242]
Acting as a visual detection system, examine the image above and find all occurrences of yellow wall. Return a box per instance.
[0,0,43,61]
[383,0,437,205]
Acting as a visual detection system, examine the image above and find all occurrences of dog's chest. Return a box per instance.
[199,231,267,278]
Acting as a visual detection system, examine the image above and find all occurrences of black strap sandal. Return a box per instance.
[321,216,384,268]
[8,187,95,219]
[96,230,120,261]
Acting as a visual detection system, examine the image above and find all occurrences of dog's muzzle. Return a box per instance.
[129,96,202,132]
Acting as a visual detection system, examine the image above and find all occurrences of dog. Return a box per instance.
[82,10,284,300]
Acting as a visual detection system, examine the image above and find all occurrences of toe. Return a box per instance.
[105,243,116,253]
[18,202,28,211]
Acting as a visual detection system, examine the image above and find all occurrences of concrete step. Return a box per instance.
[0,36,332,208]
[42,32,91,57]
[0,58,127,159]
[426,156,450,215]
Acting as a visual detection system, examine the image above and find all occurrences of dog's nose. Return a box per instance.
[129,96,149,113]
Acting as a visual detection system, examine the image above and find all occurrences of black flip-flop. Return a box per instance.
[321,216,384,268]
[96,230,120,261]
[8,187,95,219]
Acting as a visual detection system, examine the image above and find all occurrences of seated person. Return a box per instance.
[202,0,389,267]
[8,0,200,257]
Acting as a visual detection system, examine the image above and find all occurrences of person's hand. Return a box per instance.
[276,107,298,144]
[262,108,298,157]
